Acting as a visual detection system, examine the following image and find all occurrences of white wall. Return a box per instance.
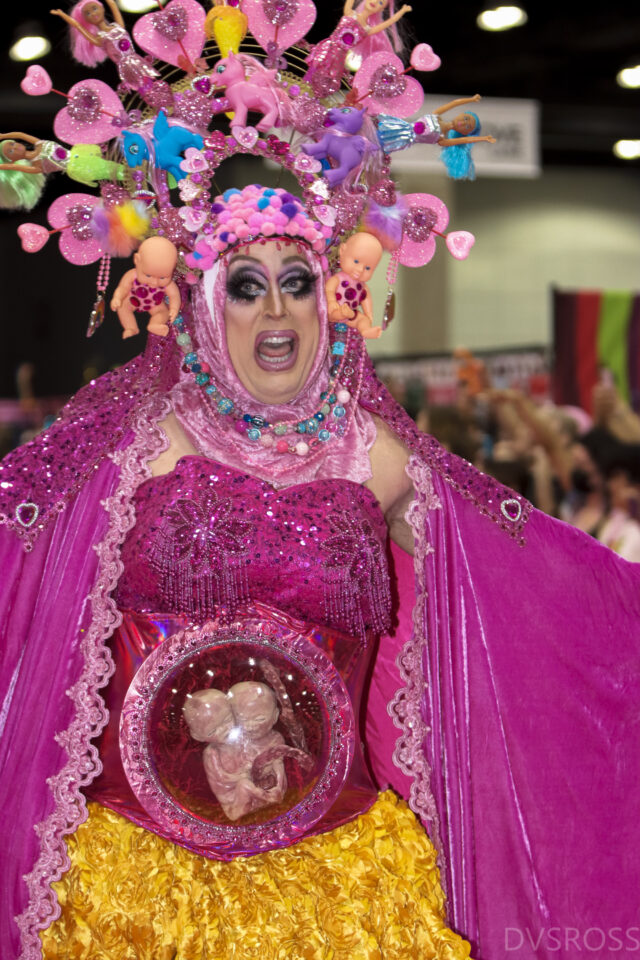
[367,167,640,358]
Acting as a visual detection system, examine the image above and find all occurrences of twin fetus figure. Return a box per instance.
[183,680,308,822]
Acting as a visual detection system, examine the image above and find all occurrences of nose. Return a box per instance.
[264,280,286,319]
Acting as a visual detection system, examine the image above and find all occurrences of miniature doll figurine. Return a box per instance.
[326,232,384,339]
[304,0,412,96]
[377,95,497,180]
[0,134,125,198]
[50,1,159,91]
[301,105,371,187]
[183,683,286,821]
[110,236,181,339]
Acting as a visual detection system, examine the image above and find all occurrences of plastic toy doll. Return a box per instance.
[50,1,159,90]
[304,0,412,96]
[110,236,181,339]
[326,232,384,339]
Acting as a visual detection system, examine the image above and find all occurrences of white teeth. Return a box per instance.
[262,336,291,346]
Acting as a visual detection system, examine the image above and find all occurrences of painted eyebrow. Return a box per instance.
[228,254,309,267]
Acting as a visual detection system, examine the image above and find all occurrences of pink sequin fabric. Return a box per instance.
[116,455,391,636]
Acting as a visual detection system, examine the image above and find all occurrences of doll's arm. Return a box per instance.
[343,0,355,15]
[166,282,182,322]
[104,0,125,28]
[367,4,412,35]
[0,133,40,145]
[361,289,374,321]
[440,134,496,146]
[110,269,136,310]
[433,94,482,116]
[50,9,100,45]
[0,163,42,174]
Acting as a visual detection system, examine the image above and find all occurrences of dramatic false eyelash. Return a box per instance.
[226,268,317,303]
[226,269,268,303]
[280,269,317,299]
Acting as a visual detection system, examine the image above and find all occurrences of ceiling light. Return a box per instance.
[117,0,159,12]
[613,140,640,160]
[9,21,51,62]
[477,6,528,31]
[617,65,640,89]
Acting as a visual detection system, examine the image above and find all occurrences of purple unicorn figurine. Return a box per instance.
[209,52,287,131]
[301,106,373,187]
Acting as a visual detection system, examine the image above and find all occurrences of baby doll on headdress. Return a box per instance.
[183,683,286,822]
[110,236,181,339]
[326,232,384,339]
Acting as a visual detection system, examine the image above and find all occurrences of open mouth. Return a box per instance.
[254,330,299,372]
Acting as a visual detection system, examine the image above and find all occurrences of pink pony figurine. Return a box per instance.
[326,232,383,339]
[110,236,181,339]
[304,0,412,96]
[209,52,287,132]
[50,1,159,91]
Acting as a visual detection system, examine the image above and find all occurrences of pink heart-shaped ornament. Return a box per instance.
[17,223,50,253]
[232,125,259,148]
[243,0,316,54]
[410,43,441,72]
[53,79,125,145]
[15,502,39,527]
[446,231,475,260]
[133,0,205,69]
[315,204,336,226]
[20,65,53,96]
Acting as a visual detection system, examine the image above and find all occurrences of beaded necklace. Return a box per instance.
[173,315,357,457]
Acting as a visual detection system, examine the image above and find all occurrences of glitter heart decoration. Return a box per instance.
[133,0,205,69]
[398,193,448,267]
[232,125,260,148]
[409,43,441,72]
[17,223,50,253]
[20,65,52,96]
[446,231,476,260]
[54,79,126,145]
[153,5,188,40]
[48,193,105,265]
[243,0,316,55]
[353,53,424,118]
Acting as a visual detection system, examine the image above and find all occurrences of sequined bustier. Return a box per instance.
[88,457,391,856]
[116,455,391,636]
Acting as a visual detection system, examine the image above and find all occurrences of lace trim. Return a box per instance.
[15,396,171,959]
[388,457,446,886]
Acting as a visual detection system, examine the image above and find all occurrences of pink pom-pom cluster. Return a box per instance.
[185,184,331,270]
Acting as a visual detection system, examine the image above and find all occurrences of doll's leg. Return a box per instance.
[117,305,140,339]
[147,304,170,337]
[347,314,382,339]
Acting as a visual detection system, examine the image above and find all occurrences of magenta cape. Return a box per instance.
[1,334,639,960]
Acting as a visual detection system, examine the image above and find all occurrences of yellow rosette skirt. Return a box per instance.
[41,791,472,959]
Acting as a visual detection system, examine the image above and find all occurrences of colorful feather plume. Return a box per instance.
[91,200,150,256]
